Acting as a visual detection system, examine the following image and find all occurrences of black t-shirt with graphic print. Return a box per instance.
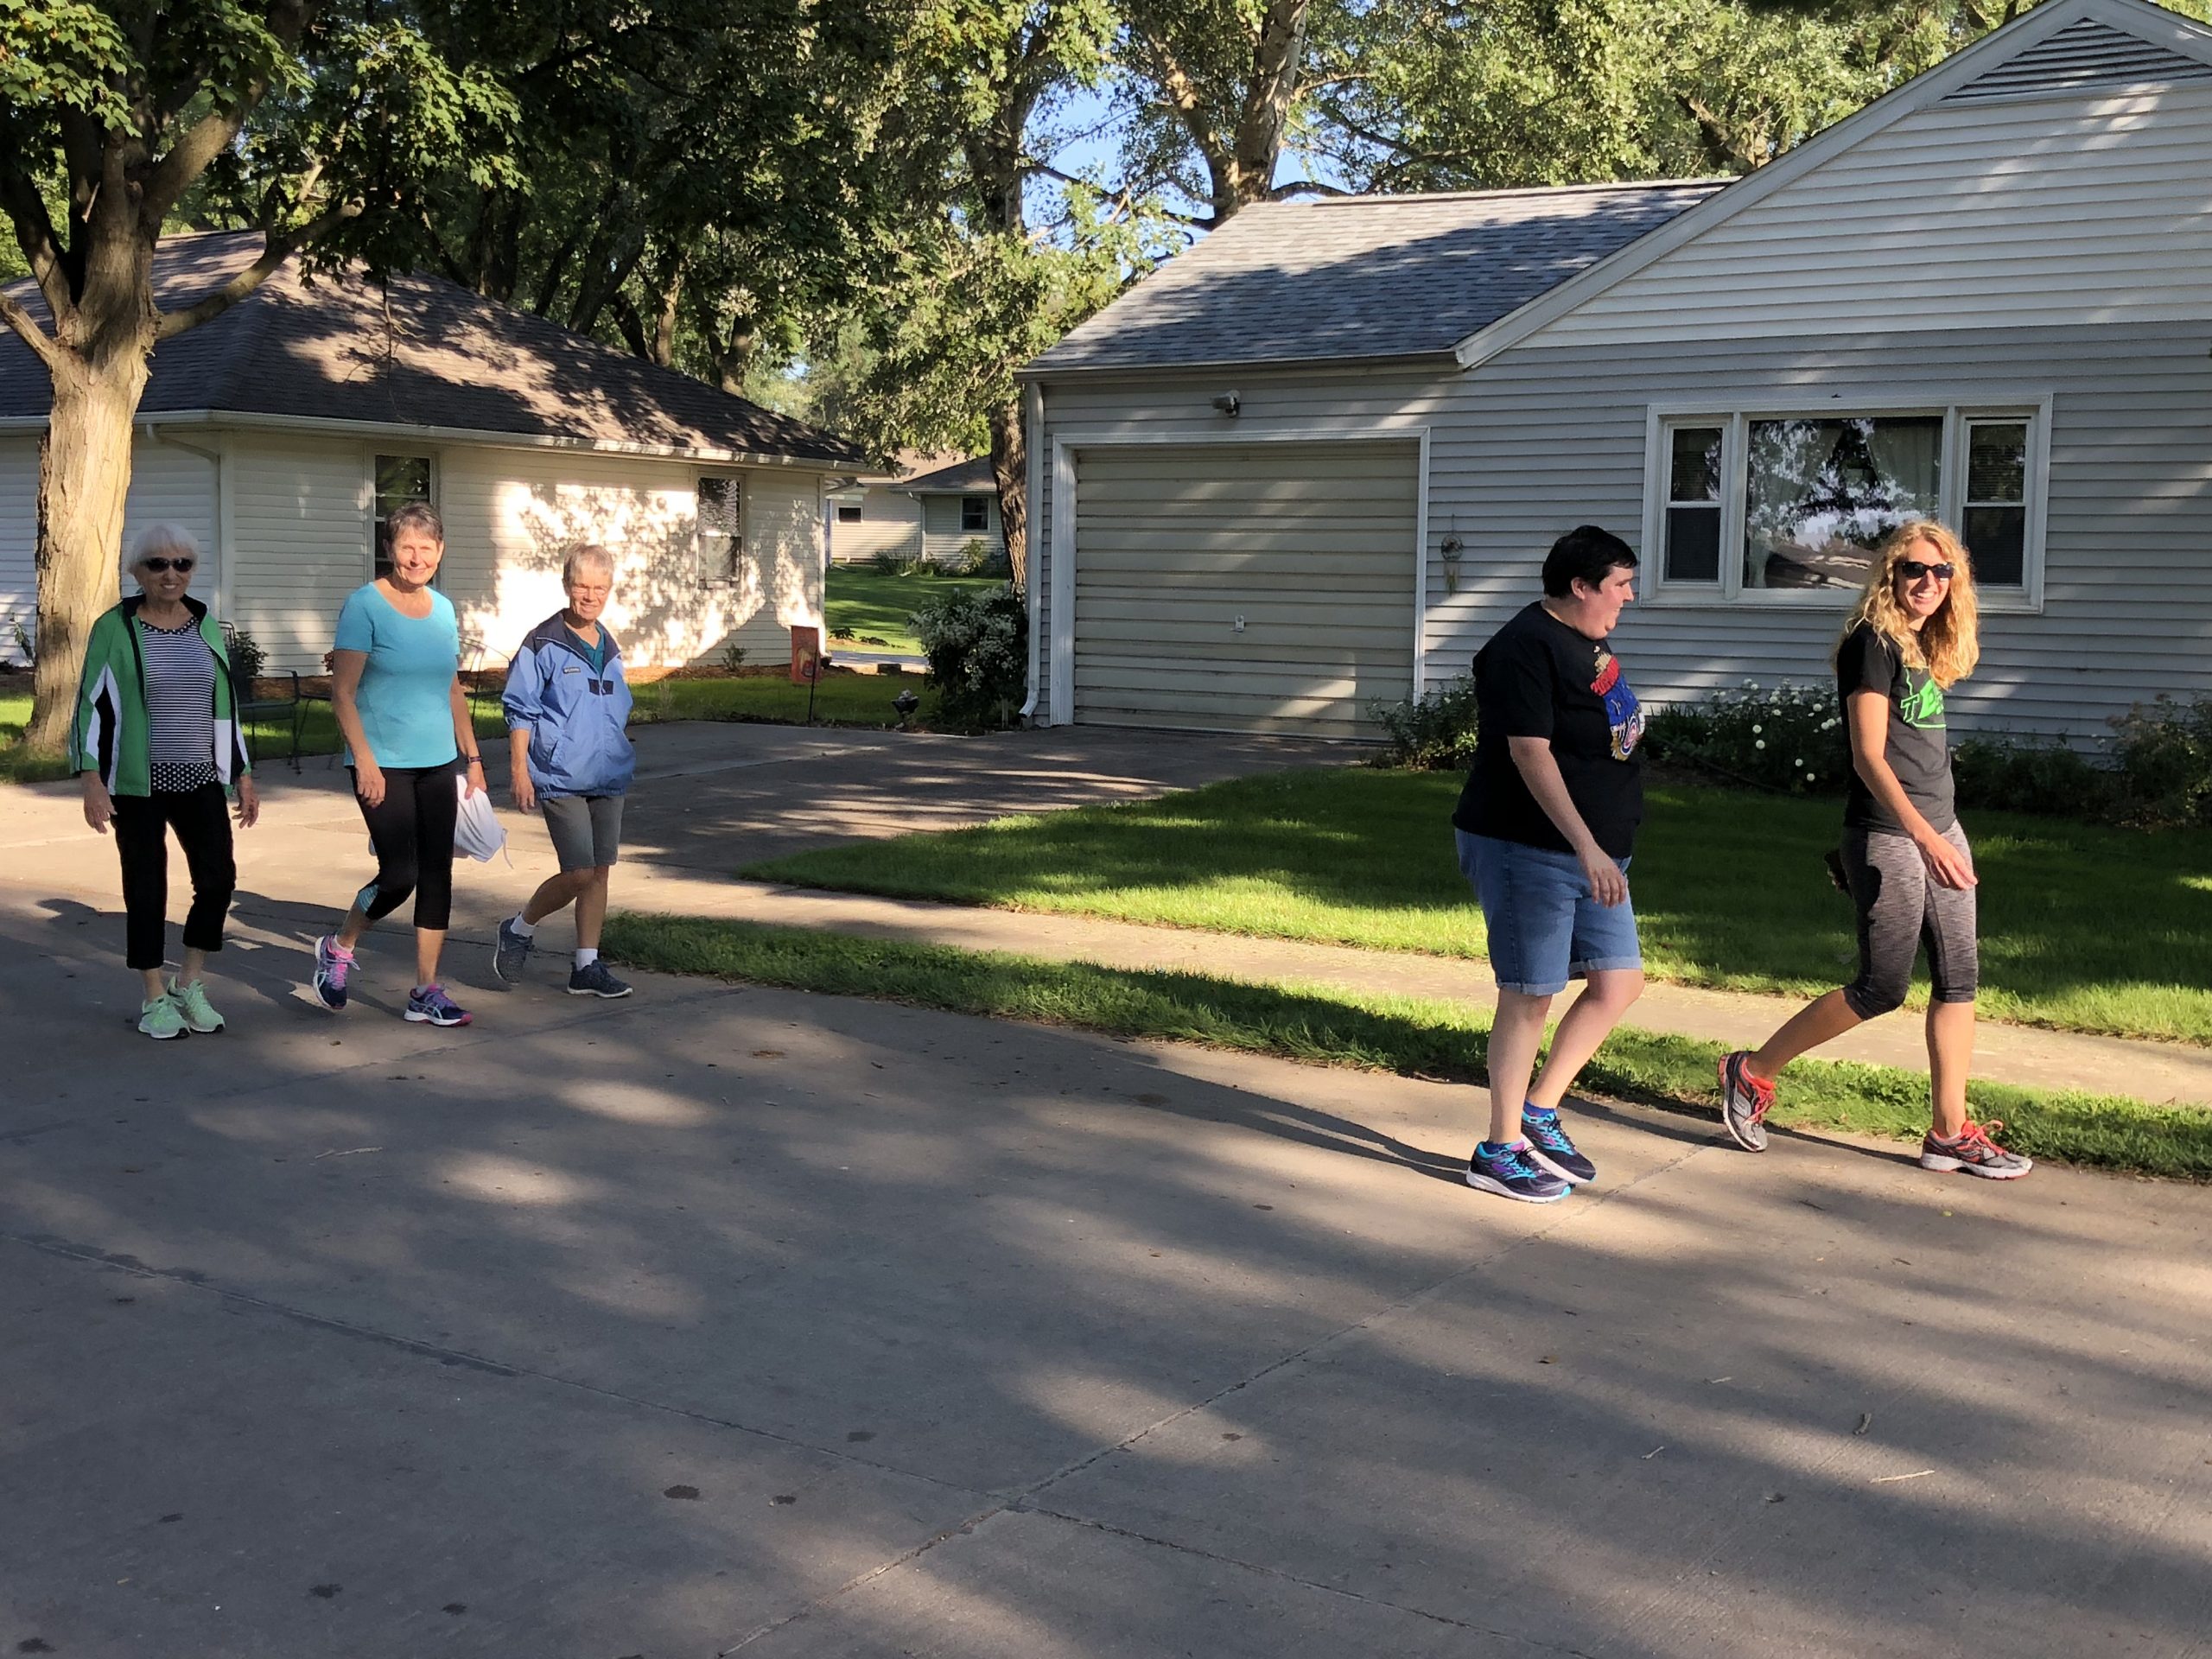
[1837,622,1954,834]
[1453,601,1644,858]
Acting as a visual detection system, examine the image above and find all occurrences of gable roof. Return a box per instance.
[899,456,994,494]
[1452,0,2212,368]
[0,231,867,466]
[1024,181,1725,376]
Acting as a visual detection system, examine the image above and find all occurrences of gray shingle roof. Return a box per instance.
[0,232,866,465]
[1027,181,1727,375]
[898,456,994,494]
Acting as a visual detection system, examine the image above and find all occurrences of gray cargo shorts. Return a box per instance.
[541,793,625,872]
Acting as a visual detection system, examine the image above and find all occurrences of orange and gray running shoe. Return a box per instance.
[1718,1051,1776,1153]
[1920,1118,2032,1179]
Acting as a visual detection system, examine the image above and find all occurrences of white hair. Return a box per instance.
[127,522,200,569]
[562,543,615,586]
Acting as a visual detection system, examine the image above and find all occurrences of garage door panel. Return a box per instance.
[1071,440,1418,737]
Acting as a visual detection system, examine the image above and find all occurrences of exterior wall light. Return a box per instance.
[1211,391,1240,416]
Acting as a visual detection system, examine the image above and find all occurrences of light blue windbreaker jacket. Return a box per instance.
[502,613,636,798]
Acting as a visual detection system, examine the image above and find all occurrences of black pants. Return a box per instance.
[352,764,458,931]
[111,783,236,972]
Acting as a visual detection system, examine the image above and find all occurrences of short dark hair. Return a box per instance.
[1541,524,1637,598]
[386,499,444,544]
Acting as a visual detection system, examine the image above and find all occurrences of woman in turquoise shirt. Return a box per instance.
[310,500,486,1027]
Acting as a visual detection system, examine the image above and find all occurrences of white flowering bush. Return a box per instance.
[1643,679,1850,796]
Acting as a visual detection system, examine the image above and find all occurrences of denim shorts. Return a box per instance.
[1456,829,1642,996]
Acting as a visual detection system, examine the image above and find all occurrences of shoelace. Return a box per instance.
[1523,1115,1573,1153]
[1736,1059,1777,1123]
[1948,1117,2006,1155]
[1491,1144,1548,1181]
[323,946,352,987]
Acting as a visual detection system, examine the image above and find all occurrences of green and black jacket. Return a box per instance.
[71,594,251,796]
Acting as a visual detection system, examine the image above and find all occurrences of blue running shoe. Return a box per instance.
[404,983,473,1027]
[1522,1106,1596,1185]
[312,934,353,1012]
[1465,1139,1573,1204]
[566,959,632,998]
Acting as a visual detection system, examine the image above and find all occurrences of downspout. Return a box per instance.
[142,423,228,622]
[1020,378,1044,721]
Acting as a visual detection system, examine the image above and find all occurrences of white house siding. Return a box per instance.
[436,445,827,669]
[227,435,370,673]
[919,493,1006,565]
[1,431,220,660]
[1033,320,2212,743]
[1529,81,2212,351]
[830,486,922,563]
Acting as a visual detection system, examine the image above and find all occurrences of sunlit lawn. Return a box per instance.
[743,766,2212,1047]
[825,565,1001,654]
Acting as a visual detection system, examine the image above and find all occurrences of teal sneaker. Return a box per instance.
[137,994,188,1040]
[168,976,226,1033]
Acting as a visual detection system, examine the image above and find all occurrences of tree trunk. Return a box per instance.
[25,352,149,752]
[988,396,1027,599]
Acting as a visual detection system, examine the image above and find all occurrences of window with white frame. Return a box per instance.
[373,454,435,581]
[960,494,988,533]
[697,475,742,582]
[1649,406,2041,600]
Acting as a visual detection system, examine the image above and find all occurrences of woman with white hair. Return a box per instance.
[72,524,260,1038]
[493,543,635,997]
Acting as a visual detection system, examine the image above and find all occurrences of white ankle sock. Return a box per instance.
[509,913,537,938]
[575,947,599,969]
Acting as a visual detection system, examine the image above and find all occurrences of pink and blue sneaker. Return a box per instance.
[404,983,473,1027]
[312,935,353,1012]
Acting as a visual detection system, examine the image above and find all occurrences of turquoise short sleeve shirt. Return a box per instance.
[334,583,461,770]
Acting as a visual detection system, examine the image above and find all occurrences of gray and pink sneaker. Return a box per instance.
[1920,1119,2031,1179]
[1718,1051,1776,1153]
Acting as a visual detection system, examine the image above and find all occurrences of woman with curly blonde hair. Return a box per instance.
[1716,520,2030,1179]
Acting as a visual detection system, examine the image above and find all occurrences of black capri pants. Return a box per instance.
[1840,823,1979,1020]
[111,783,237,971]
[350,763,458,931]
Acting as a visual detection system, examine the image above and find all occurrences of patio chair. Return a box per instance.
[219,620,304,772]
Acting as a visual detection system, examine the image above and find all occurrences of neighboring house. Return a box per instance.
[899,456,1006,567]
[1,232,865,674]
[1019,0,2212,743]
[827,452,1003,567]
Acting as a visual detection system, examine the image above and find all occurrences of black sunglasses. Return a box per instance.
[1897,559,1954,582]
[140,557,194,574]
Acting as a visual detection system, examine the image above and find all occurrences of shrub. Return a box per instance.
[870,547,925,576]
[953,537,1010,578]
[1952,737,2115,820]
[720,642,748,673]
[8,619,31,667]
[913,585,1027,730]
[2112,693,2212,828]
[1641,680,1849,796]
[225,626,267,683]
[1369,675,1480,770]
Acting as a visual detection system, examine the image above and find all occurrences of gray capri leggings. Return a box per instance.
[1840,823,1979,1019]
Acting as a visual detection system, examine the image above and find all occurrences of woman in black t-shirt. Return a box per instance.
[1717,522,2030,1179]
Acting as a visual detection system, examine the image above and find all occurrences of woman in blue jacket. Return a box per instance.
[493,544,636,997]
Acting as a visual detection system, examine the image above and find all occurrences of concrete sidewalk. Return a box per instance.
[7,719,2207,1106]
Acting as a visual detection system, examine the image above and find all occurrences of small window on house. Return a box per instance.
[697,476,742,582]
[836,502,863,524]
[1662,425,1723,583]
[1745,416,1942,592]
[1963,422,2028,588]
[960,495,988,533]
[373,454,435,580]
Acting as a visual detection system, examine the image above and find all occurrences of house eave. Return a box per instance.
[0,406,865,469]
[1016,347,1462,384]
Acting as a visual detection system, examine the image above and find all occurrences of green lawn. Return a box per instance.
[825,565,1001,654]
[0,669,937,781]
[604,914,2212,1181]
[743,766,2212,1048]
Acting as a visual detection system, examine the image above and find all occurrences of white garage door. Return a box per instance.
[1071,441,1419,739]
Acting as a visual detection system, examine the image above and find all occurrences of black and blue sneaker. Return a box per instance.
[1465,1139,1573,1205]
[1521,1106,1596,1185]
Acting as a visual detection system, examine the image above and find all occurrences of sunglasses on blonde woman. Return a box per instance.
[140,557,194,574]
[1898,558,1953,582]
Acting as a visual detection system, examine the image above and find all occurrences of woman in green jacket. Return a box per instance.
[73,524,259,1038]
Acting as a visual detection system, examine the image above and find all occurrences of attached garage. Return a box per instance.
[1064,439,1421,739]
